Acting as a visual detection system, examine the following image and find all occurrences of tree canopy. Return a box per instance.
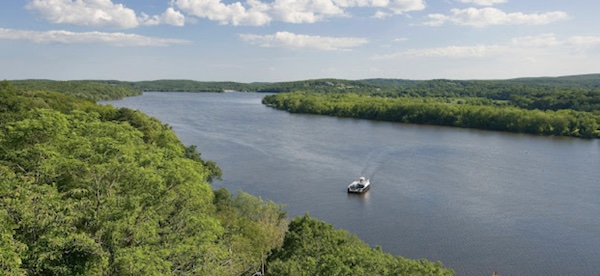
[268,215,453,276]
[10,80,141,101]
[263,91,600,139]
[0,81,452,275]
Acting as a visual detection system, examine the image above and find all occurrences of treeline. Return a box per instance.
[96,78,377,93]
[10,79,141,101]
[9,78,376,97]
[510,73,600,89]
[9,74,600,111]
[362,79,600,113]
[267,215,452,275]
[118,76,600,113]
[97,79,253,92]
[0,81,452,275]
[263,92,600,139]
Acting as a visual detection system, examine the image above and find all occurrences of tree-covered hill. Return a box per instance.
[8,73,600,106]
[0,81,453,275]
[93,78,378,93]
[268,215,452,276]
[509,73,600,88]
[254,74,600,139]
[10,79,141,101]
[263,92,600,139]
[8,78,379,97]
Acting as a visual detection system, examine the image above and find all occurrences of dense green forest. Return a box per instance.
[10,74,600,113]
[362,79,600,113]
[267,215,451,275]
[9,78,378,96]
[10,74,600,139]
[10,80,141,101]
[0,81,452,275]
[6,73,597,274]
[92,79,377,93]
[262,92,600,138]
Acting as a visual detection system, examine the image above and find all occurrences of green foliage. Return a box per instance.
[0,82,452,275]
[0,167,27,275]
[267,215,453,276]
[0,86,252,275]
[92,78,377,93]
[510,73,600,88]
[186,145,223,183]
[10,80,141,101]
[213,189,287,275]
[10,74,600,113]
[0,107,227,274]
[263,92,600,139]
[107,80,253,92]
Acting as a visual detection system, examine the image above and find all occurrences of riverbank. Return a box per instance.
[262,92,600,139]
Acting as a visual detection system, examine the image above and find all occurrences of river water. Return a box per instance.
[104,92,600,275]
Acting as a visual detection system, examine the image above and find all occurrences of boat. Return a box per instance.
[347,176,370,193]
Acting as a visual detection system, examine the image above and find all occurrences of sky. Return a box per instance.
[1,0,599,82]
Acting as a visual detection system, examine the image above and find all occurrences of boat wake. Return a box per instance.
[359,149,388,181]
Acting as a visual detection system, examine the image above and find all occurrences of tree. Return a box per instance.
[267,215,453,276]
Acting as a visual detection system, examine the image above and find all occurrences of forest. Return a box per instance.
[262,92,600,139]
[10,75,600,139]
[5,74,597,274]
[0,80,452,275]
[10,80,141,101]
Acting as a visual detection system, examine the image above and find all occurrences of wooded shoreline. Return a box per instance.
[9,74,600,139]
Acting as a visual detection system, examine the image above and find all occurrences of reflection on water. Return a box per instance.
[347,190,370,205]
[103,92,600,276]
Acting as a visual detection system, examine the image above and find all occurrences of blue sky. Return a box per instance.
[1,0,599,82]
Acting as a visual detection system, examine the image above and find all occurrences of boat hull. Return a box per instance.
[347,177,370,193]
[347,185,370,193]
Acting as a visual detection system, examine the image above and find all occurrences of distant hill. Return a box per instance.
[90,78,379,93]
[508,73,600,88]
[10,79,141,100]
[360,74,600,89]
[7,73,600,101]
[359,78,422,88]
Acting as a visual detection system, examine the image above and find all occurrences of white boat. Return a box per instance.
[347,177,370,193]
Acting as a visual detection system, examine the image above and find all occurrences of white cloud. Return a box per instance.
[174,0,271,26]
[510,33,562,48]
[141,8,186,26]
[333,0,425,13]
[372,10,392,19]
[271,0,346,24]
[509,33,600,50]
[239,31,368,50]
[162,8,186,26]
[174,0,424,26]
[424,7,569,27]
[374,33,600,60]
[0,28,190,46]
[386,0,426,14]
[375,44,507,59]
[26,0,185,28]
[456,0,507,6]
[568,36,600,48]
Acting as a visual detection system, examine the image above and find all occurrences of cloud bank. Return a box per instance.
[374,34,600,59]
[24,0,427,28]
[0,28,190,46]
[174,0,425,26]
[239,31,368,50]
[456,0,507,6]
[25,0,428,28]
[26,0,185,28]
[425,7,569,27]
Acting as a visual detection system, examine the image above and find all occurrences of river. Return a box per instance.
[103,92,600,275]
